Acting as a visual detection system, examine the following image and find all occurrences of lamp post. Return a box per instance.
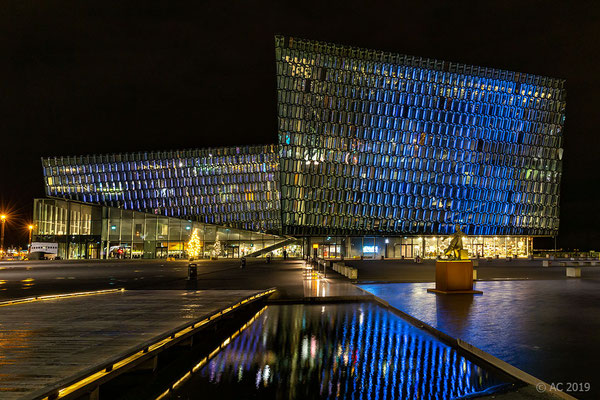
[0,214,6,258]
[28,225,34,255]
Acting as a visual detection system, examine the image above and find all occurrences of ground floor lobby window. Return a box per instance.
[308,236,532,259]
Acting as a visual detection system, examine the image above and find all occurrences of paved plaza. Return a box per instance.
[344,258,600,282]
[0,289,262,400]
[0,259,369,301]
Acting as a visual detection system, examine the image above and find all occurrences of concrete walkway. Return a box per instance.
[343,258,600,282]
[166,259,372,302]
[0,289,262,400]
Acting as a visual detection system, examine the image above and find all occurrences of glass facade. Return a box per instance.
[307,235,532,259]
[42,146,281,233]
[33,198,284,260]
[38,36,565,259]
[276,35,565,237]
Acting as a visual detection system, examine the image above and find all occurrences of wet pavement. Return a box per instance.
[0,259,371,303]
[0,259,215,300]
[0,289,262,400]
[360,280,600,399]
[163,303,516,400]
[302,275,367,299]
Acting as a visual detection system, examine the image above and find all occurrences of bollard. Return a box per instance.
[266,255,271,264]
[188,263,198,280]
[240,257,246,268]
[348,268,358,280]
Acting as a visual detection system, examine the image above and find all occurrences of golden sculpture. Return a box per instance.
[444,225,467,260]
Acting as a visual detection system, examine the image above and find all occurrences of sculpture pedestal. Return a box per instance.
[427,260,482,294]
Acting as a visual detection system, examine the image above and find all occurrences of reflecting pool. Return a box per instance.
[360,281,600,400]
[164,304,512,399]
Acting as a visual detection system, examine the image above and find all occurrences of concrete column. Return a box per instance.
[105,215,110,260]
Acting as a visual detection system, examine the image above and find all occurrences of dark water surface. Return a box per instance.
[360,281,600,400]
[166,303,512,399]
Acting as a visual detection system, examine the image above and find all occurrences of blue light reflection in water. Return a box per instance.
[169,304,511,399]
[359,281,600,400]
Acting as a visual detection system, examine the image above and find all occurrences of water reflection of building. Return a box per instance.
[35,36,565,259]
[175,304,511,399]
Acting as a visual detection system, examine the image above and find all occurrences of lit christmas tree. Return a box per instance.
[187,229,202,259]
[211,238,223,258]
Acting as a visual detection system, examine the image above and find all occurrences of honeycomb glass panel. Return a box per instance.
[42,146,282,233]
[275,35,565,236]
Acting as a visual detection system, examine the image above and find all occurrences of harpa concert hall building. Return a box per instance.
[34,35,566,260]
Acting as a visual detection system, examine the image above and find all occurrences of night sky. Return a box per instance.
[1,1,598,249]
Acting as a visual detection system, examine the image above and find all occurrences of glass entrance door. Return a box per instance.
[86,242,99,259]
[472,244,484,258]
[401,244,413,258]
[156,246,168,259]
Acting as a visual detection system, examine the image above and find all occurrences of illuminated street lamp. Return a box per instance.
[28,225,34,254]
[0,214,6,258]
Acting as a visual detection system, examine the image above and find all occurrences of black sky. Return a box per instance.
[1,1,599,249]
